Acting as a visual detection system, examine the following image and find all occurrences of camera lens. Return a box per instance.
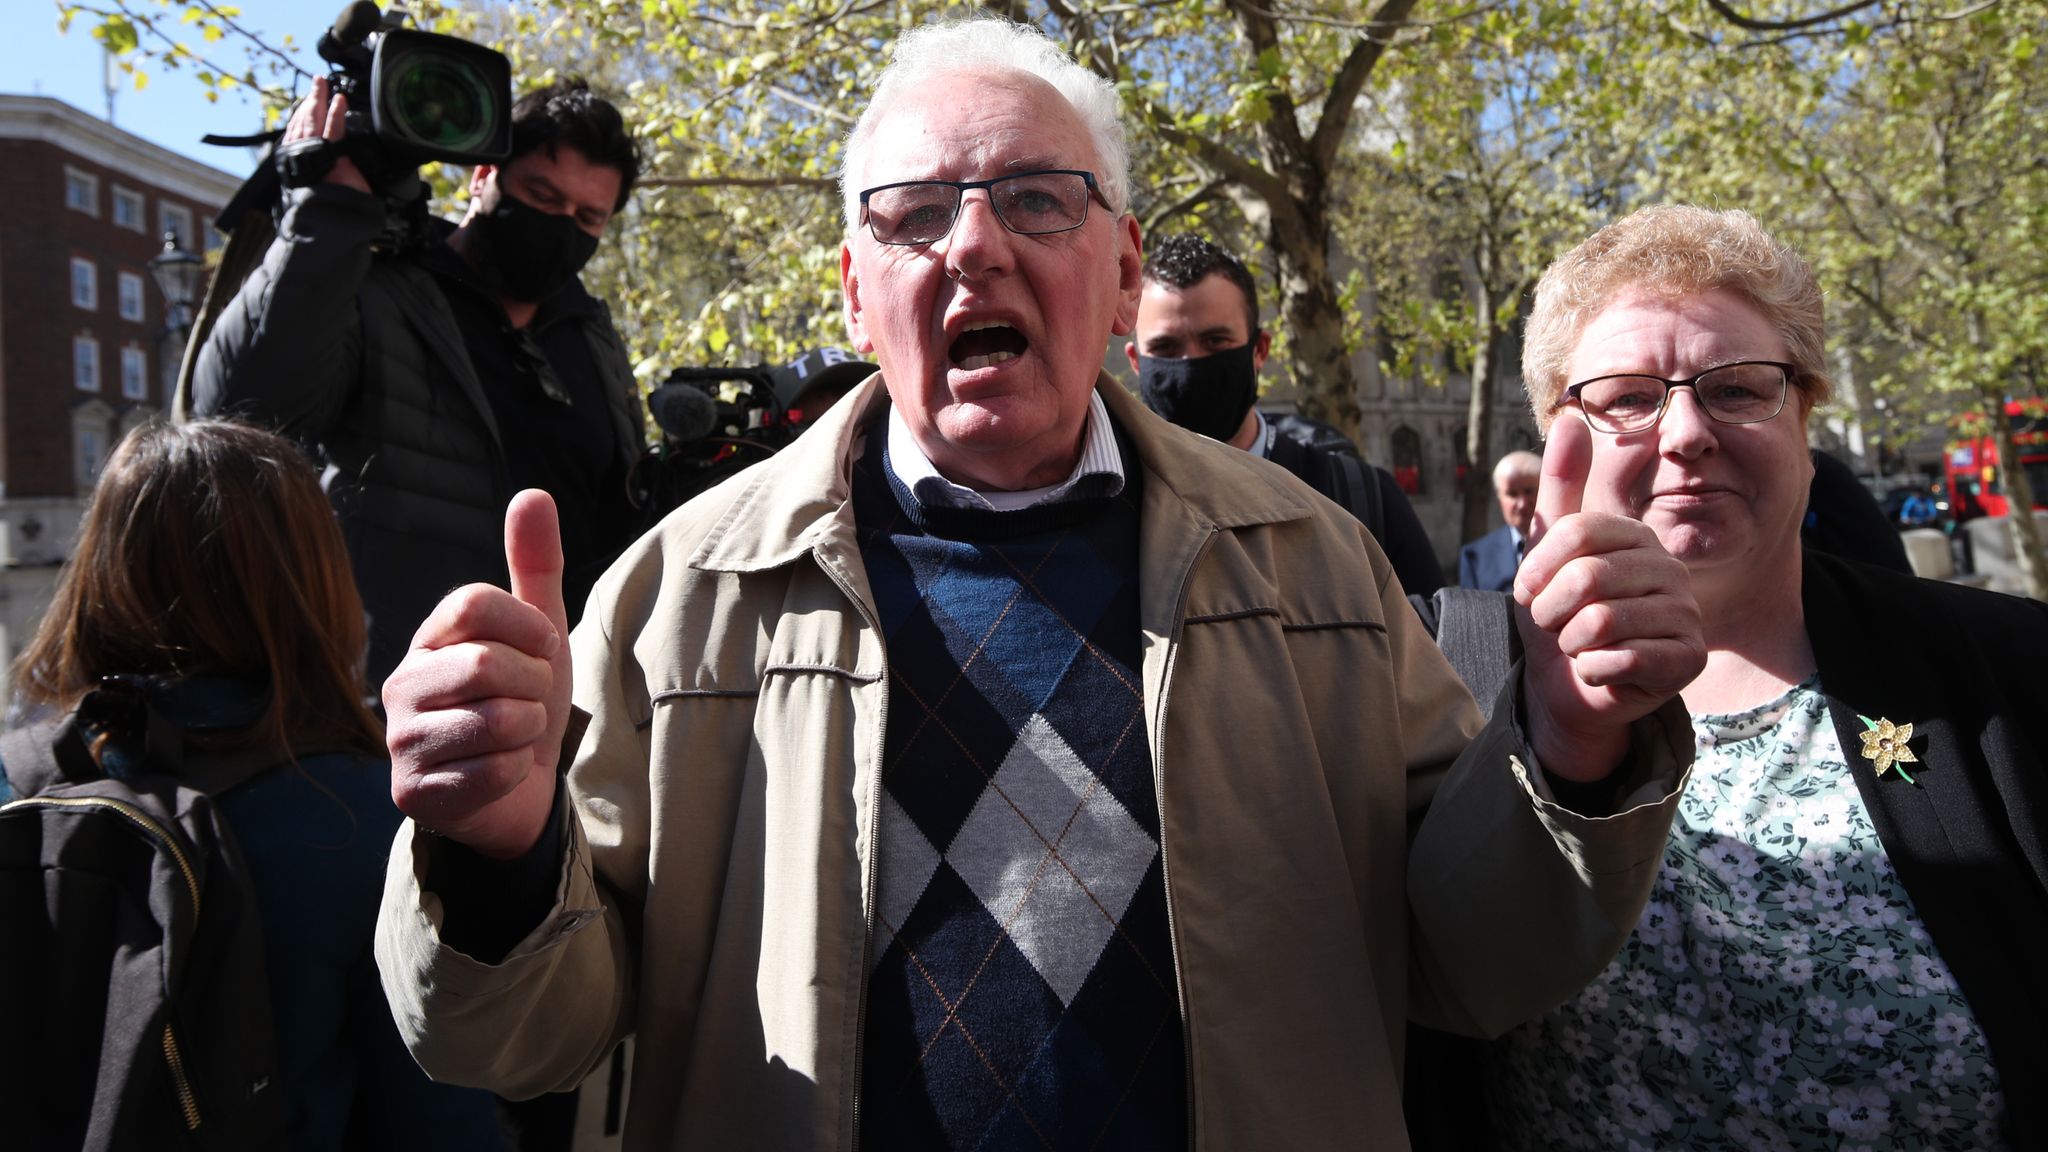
[386,52,497,154]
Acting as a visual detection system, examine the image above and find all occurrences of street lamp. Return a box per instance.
[146,230,206,403]
[148,231,205,335]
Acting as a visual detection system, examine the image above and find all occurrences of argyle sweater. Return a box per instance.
[853,423,1187,1150]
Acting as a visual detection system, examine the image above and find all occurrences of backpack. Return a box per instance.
[0,679,285,1150]
[1405,585,1522,721]
[1266,414,1387,542]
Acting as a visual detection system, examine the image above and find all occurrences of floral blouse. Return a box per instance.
[1485,679,2006,1151]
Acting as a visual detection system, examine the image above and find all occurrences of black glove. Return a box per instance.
[275,135,348,189]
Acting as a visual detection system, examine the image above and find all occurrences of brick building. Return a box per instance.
[0,94,238,694]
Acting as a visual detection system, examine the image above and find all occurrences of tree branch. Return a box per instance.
[191,0,309,80]
[63,0,307,94]
[1701,0,1882,32]
[1237,0,1505,34]
[1310,0,1422,171]
[768,84,857,125]
[640,175,838,190]
[1224,0,1312,162]
[1141,178,1227,234]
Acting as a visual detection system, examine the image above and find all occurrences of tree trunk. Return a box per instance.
[1461,273,1499,545]
[1264,194,1360,443]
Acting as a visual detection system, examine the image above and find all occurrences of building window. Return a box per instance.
[118,271,146,322]
[1391,425,1424,496]
[73,335,101,393]
[73,402,115,492]
[71,258,98,310]
[204,223,225,253]
[65,167,98,215]
[121,346,149,400]
[76,427,105,489]
[112,186,146,232]
[160,202,195,251]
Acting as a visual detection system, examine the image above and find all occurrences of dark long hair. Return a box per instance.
[14,419,382,758]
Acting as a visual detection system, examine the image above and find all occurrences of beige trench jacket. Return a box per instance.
[377,377,1689,1150]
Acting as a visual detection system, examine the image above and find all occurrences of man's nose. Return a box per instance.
[941,189,1015,281]
[1658,385,1720,454]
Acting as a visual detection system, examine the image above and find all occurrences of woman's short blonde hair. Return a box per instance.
[1521,205,1832,433]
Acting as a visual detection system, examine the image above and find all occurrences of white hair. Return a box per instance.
[839,18,1131,234]
[1492,450,1541,486]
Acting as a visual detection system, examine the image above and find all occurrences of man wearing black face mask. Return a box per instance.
[191,77,645,687]
[1126,234,1444,596]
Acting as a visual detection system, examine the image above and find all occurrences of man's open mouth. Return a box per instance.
[949,321,1028,371]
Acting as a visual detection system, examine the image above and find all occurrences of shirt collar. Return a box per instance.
[886,389,1125,512]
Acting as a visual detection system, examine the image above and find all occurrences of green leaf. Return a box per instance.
[95,16,140,55]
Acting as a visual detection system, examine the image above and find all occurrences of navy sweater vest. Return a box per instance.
[852,422,1187,1149]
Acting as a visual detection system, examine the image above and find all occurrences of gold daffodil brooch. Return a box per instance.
[1857,715,1920,783]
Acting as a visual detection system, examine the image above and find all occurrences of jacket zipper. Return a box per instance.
[814,554,888,1152]
[5,795,204,1129]
[163,1024,202,1130]
[1150,530,1216,1151]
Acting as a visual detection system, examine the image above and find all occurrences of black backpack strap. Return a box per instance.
[1424,587,1521,721]
[0,712,108,798]
[0,722,62,798]
[1268,421,1388,541]
[1265,423,1311,479]
[1326,450,1385,542]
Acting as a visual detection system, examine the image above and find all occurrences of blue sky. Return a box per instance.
[3,0,319,174]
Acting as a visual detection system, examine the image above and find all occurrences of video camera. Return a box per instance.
[629,350,877,524]
[176,4,513,409]
[311,2,511,172]
[204,2,511,257]
[268,2,511,196]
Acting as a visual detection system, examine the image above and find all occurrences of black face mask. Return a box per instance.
[1137,341,1261,442]
[474,182,601,302]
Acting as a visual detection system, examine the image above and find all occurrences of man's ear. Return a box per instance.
[1251,328,1272,374]
[1109,214,1145,337]
[841,243,876,353]
[1124,340,1141,375]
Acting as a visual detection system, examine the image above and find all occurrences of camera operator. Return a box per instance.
[191,74,645,687]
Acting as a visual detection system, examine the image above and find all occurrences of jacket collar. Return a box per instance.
[689,373,1320,574]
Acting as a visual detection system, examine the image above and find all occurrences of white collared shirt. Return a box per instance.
[886,390,1125,512]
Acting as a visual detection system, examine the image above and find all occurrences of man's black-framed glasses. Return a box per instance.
[859,169,1111,246]
[1562,360,1797,434]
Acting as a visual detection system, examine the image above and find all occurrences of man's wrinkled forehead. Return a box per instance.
[860,68,1092,183]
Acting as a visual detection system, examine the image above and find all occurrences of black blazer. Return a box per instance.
[1804,550,2048,1147]
[1407,552,2048,1149]
[1458,525,1520,593]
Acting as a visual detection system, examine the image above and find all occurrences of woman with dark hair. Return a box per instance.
[7,419,503,1150]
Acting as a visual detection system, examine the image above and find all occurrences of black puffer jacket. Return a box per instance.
[190,183,642,682]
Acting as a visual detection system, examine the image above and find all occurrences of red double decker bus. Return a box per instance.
[1944,399,2048,518]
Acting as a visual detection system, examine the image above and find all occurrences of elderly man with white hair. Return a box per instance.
[1461,450,1544,592]
[375,19,1704,1149]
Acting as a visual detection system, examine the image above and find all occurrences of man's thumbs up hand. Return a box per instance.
[386,491,573,859]
[1513,417,1705,782]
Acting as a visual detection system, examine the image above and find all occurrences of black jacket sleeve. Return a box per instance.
[1375,465,1447,597]
[191,183,385,439]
